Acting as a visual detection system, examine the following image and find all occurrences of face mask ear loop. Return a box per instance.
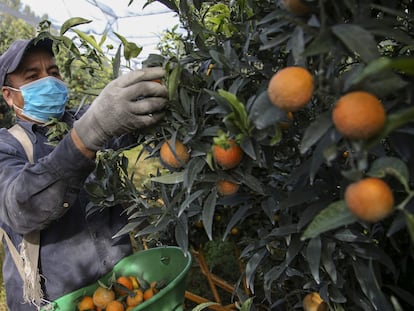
[13,104,23,114]
[6,86,21,92]
[13,105,45,124]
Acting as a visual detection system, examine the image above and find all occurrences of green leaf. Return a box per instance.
[306,237,321,284]
[240,297,254,311]
[347,56,414,87]
[300,112,332,154]
[72,29,103,54]
[184,158,205,193]
[168,65,182,101]
[367,156,410,192]
[113,220,144,238]
[112,44,121,79]
[249,90,285,130]
[218,89,250,134]
[178,189,206,217]
[404,210,414,243]
[303,30,335,57]
[367,106,414,147]
[290,25,305,65]
[223,204,250,240]
[113,32,142,60]
[388,57,414,74]
[202,190,217,240]
[240,136,256,161]
[98,30,108,47]
[302,201,357,240]
[321,241,338,283]
[151,172,184,184]
[175,218,189,251]
[60,17,91,35]
[148,0,179,12]
[235,171,264,194]
[246,248,267,291]
[191,302,220,311]
[332,24,380,63]
[352,259,394,310]
[350,57,392,85]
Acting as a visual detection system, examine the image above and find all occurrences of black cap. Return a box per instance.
[0,37,53,87]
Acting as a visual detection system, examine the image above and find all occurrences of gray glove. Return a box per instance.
[74,67,168,150]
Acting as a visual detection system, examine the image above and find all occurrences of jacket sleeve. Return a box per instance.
[0,129,96,234]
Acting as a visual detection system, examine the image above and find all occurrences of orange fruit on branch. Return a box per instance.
[344,177,394,222]
[216,179,240,196]
[278,111,294,130]
[77,295,95,311]
[332,91,386,140]
[92,286,116,309]
[303,292,328,311]
[230,227,240,235]
[212,138,243,169]
[160,138,190,169]
[268,66,314,112]
[281,0,312,16]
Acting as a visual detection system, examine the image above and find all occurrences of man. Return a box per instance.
[0,36,168,310]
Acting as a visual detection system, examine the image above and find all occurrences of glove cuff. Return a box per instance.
[73,112,106,151]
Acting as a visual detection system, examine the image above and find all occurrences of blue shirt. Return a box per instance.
[0,109,133,310]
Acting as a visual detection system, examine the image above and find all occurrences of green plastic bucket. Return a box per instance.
[42,246,191,311]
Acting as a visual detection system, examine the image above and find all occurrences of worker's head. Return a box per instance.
[0,37,68,123]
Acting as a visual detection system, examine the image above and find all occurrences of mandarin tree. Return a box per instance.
[64,0,414,310]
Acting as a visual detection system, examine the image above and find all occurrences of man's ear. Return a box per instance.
[2,87,13,107]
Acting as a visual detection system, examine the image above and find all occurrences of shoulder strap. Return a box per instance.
[8,124,34,163]
[0,226,25,279]
[1,124,43,306]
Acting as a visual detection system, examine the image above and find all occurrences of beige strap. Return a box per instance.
[8,124,34,163]
[0,226,25,280]
[2,124,43,306]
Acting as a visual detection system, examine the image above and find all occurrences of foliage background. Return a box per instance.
[110,0,414,310]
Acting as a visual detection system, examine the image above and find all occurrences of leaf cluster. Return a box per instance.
[66,0,414,310]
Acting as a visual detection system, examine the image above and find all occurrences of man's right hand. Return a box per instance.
[73,67,168,151]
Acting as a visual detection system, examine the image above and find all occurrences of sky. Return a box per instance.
[18,0,180,66]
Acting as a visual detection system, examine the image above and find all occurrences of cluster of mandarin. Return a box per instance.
[77,275,164,311]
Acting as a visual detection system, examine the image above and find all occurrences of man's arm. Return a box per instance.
[71,128,96,159]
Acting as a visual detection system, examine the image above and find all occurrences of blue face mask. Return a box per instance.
[9,76,69,123]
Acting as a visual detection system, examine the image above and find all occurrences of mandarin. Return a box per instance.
[332,91,386,140]
[303,292,328,311]
[77,295,95,311]
[268,66,314,112]
[115,276,133,296]
[281,0,311,16]
[126,289,144,307]
[143,287,155,301]
[106,300,125,311]
[212,139,243,169]
[92,286,116,309]
[345,177,394,222]
[160,139,190,169]
[216,180,240,196]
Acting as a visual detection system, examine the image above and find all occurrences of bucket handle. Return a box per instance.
[160,255,171,265]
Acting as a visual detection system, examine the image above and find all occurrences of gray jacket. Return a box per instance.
[0,109,132,310]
